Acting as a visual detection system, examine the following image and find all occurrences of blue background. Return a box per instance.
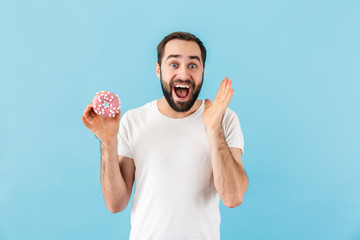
[1,0,359,239]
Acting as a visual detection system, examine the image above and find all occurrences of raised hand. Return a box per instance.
[202,77,234,130]
[81,97,121,144]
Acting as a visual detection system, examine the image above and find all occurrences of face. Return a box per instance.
[156,39,204,112]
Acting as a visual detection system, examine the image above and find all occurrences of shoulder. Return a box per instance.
[223,107,240,123]
[121,100,155,122]
[224,107,237,118]
[222,107,241,129]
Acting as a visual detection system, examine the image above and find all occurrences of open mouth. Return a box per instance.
[173,84,192,101]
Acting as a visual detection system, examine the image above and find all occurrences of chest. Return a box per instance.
[129,118,212,177]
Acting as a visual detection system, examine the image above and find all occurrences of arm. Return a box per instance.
[81,98,134,213]
[202,77,248,208]
[100,139,135,213]
[206,128,248,208]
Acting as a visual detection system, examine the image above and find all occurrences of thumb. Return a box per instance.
[204,99,211,109]
[115,109,121,122]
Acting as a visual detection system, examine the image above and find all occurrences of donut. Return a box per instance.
[92,90,121,118]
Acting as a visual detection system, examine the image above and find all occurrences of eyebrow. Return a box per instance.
[166,54,201,63]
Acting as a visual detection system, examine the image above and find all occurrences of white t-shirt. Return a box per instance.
[117,99,244,240]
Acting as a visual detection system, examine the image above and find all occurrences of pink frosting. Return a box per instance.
[92,91,121,118]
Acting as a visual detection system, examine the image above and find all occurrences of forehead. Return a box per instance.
[163,39,201,60]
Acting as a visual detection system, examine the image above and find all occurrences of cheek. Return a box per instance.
[194,73,203,85]
[163,73,176,84]
[161,75,172,89]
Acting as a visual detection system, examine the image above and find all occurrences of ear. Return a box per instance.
[156,62,160,79]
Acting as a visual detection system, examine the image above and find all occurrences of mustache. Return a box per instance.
[171,79,195,88]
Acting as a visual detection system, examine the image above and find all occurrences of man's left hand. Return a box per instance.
[202,77,234,131]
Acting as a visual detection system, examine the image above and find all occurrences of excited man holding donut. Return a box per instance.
[81,32,248,240]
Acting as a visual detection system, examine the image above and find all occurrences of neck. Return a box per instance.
[157,97,202,119]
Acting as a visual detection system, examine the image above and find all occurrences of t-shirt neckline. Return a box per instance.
[153,99,204,122]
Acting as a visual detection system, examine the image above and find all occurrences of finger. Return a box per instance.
[83,104,91,117]
[225,88,234,105]
[88,106,97,118]
[214,80,224,100]
[83,104,95,123]
[204,98,211,109]
[81,115,92,129]
[114,109,121,122]
[219,77,229,98]
[88,97,96,115]
[215,77,228,100]
[222,79,232,101]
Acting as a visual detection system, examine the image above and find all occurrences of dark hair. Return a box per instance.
[157,31,206,67]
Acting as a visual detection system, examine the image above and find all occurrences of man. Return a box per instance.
[81,31,248,240]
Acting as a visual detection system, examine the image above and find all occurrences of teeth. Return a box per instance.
[175,84,189,88]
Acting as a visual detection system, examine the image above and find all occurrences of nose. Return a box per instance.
[176,65,191,80]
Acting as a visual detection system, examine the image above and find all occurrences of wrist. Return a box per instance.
[101,137,118,148]
[205,125,223,136]
[100,138,118,161]
[205,122,223,132]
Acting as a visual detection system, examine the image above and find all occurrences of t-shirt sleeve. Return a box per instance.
[222,108,245,155]
[117,112,133,159]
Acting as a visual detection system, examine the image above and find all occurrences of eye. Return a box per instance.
[170,63,178,67]
[189,64,197,69]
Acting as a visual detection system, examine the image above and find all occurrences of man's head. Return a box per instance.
[157,32,206,68]
[156,32,207,112]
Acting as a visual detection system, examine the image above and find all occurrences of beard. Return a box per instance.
[160,70,204,112]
